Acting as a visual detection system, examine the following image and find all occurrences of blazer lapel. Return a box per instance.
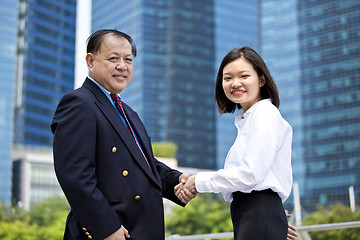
[83,79,160,188]
[122,105,162,184]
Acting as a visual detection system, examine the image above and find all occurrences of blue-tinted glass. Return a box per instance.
[262,0,360,211]
[92,0,217,169]
[215,0,259,169]
[14,0,77,147]
[0,0,18,205]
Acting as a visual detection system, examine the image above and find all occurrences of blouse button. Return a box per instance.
[112,147,117,153]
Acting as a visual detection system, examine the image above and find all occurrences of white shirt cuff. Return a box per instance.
[195,171,216,193]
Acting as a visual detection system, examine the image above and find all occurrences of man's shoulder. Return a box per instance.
[58,86,91,104]
[54,85,98,116]
[63,79,99,100]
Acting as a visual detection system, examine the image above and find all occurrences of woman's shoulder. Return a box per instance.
[251,99,278,115]
[252,100,290,125]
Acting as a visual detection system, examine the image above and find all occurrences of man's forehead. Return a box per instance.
[100,35,132,51]
[103,34,129,44]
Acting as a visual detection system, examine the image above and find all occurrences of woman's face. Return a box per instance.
[222,57,264,112]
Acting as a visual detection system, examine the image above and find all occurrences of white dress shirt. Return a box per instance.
[195,99,293,202]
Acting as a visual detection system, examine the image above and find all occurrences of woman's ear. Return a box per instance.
[259,75,265,87]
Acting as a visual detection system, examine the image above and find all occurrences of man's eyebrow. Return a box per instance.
[108,52,132,57]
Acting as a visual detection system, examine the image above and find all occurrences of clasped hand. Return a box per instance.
[175,175,198,204]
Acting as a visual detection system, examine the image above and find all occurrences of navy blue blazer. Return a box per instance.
[51,78,184,240]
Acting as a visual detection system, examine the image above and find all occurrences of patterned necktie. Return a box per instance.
[110,94,152,170]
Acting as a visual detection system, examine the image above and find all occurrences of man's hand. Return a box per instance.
[103,225,130,240]
[175,174,197,204]
[178,173,190,184]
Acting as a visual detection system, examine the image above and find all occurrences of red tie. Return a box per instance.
[110,94,152,170]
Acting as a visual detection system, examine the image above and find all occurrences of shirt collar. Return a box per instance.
[247,99,271,113]
[87,76,121,105]
[236,99,271,120]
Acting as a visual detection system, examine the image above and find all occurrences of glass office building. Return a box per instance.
[0,0,18,205]
[262,0,360,212]
[92,0,217,169]
[261,0,303,210]
[14,0,77,147]
[214,0,260,169]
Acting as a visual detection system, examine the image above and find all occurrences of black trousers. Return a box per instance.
[230,189,287,240]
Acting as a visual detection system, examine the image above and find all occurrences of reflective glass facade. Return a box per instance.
[14,0,77,146]
[262,0,360,211]
[92,0,217,169]
[0,0,18,205]
[164,0,216,169]
[215,0,259,169]
[261,0,303,210]
[92,0,170,145]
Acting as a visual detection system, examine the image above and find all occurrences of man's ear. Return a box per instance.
[85,53,94,68]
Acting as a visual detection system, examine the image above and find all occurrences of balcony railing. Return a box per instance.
[166,221,360,240]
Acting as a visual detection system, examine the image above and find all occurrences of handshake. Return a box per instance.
[175,174,198,204]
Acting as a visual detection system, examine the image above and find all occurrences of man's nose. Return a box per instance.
[116,61,127,70]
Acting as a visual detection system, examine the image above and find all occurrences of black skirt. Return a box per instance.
[230,189,287,240]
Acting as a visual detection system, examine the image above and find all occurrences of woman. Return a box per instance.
[176,47,294,240]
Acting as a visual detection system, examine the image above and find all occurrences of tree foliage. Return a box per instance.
[0,220,39,240]
[152,142,178,158]
[0,196,69,240]
[29,196,69,226]
[165,193,232,238]
[2,195,359,239]
[302,203,360,240]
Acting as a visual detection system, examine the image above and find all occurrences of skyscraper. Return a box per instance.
[0,0,18,205]
[92,0,217,169]
[164,0,216,169]
[261,0,360,211]
[214,0,260,169]
[14,0,77,147]
[261,0,304,210]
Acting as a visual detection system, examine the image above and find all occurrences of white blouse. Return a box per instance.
[195,99,293,202]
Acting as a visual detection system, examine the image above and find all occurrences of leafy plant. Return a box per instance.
[165,193,232,238]
[302,203,360,240]
[152,142,178,158]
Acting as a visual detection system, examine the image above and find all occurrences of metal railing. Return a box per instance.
[166,221,360,240]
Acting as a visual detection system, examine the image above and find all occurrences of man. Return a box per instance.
[51,29,195,240]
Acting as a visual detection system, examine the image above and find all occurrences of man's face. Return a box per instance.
[86,34,133,94]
